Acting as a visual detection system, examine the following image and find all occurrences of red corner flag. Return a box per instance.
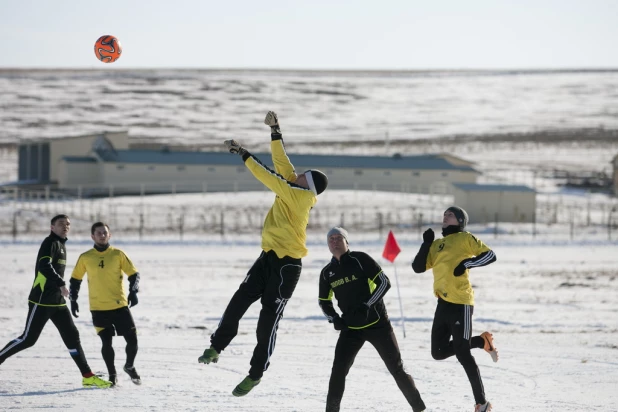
[382,230,401,263]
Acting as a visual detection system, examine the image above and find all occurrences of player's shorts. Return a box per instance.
[91,306,136,336]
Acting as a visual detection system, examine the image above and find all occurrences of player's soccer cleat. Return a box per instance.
[480,331,499,362]
[232,376,261,397]
[82,374,112,388]
[474,401,492,411]
[109,374,118,387]
[198,346,219,364]
[123,365,142,385]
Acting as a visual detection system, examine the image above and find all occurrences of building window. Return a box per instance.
[354,170,363,176]
[148,165,155,171]
[177,165,186,171]
[413,171,420,176]
[116,165,125,170]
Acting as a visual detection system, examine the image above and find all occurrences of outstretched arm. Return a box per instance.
[265,111,297,180]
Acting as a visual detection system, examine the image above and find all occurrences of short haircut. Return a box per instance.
[91,222,110,235]
[51,214,69,225]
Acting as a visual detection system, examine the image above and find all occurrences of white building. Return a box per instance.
[453,183,536,223]
[14,132,536,222]
[17,132,480,196]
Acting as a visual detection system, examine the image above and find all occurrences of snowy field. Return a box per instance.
[1,68,618,412]
[1,239,617,411]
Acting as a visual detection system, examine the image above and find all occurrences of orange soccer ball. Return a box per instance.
[94,35,122,63]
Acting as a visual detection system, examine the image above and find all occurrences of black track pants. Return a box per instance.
[210,250,302,380]
[0,302,91,375]
[325,322,426,412]
[431,298,486,405]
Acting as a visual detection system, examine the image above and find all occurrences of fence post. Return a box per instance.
[12,211,18,243]
[220,210,225,236]
[139,213,144,241]
[418,212,423,240]
[608,207,611,241]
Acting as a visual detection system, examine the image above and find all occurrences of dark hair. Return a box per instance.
[91,222,110,235]
[51,214,69,225]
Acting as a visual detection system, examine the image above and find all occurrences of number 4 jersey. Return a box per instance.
[71,246,139,310]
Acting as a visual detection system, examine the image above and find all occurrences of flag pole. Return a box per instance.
[382,230,406,339]
[391,263,406,338]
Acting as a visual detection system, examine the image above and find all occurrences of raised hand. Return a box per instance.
[264,111,281,134]
[423,228,435,244]
[224,139,247,156]
[264,111,279,127]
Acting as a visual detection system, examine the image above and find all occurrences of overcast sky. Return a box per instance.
[0,0,616,69]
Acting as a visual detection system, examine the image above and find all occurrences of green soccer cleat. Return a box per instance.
[198,346,219,364]
[82,375,112,388]
[232,376,261,397]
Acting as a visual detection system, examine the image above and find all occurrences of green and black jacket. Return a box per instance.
[318,250,391,329]
[28,231,68,306]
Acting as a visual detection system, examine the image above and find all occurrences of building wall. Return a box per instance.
[49,132,129,181]
[57,161,101,188]
[100,162,265,192]
[59,161,479,194]
[453,188,536,223]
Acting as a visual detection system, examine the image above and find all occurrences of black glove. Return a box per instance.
[332,316,346,331]
[423,228,435,244]
[223,139,248,156]
[128,291,139,308]
[70,299,79,318]
[454,260,470,277]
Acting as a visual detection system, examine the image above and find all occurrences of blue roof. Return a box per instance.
[453,183,535,193]
[75,149,477,172]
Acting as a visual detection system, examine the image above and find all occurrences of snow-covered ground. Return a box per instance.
[1,68,618,411]
[1,239,617,411]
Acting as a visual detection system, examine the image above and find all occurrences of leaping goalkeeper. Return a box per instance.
[198,111,328,397]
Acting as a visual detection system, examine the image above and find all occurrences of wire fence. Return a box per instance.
[2,186,618,243]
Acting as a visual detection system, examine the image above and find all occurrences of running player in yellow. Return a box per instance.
[198,111,328,397]
[412,206,498,412]
[70,222,141,387]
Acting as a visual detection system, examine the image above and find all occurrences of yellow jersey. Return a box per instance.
[426,232,491,305]
[71,246,139,311]
[245,139,317,259]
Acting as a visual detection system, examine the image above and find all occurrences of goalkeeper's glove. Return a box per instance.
[224,140,248,156]
[264,111,281,135]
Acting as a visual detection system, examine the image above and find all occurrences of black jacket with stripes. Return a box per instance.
[319,250,391,330]
[28,232,68,306]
